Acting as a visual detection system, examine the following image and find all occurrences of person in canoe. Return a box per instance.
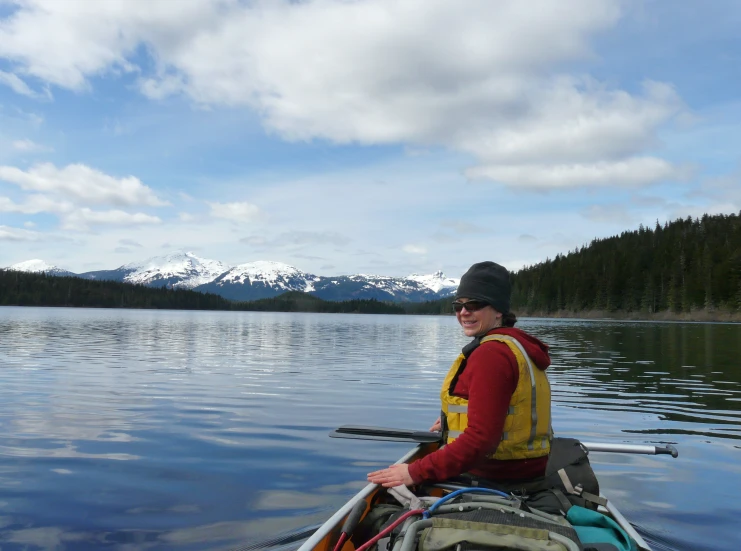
[368,261,552,488]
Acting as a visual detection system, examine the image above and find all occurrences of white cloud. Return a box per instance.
[274,230,349,247]
[119,238,142,248]
[0,69,37,97]
[178,212,199,223]
[430,232,457,244]
[0,194,72,214]
[60,208,161,231]
[139,73,186,100]
[0,0,146,89]
[0,163,167,207]
[208,201,261,222]
[582,204,635,225]
[0,0,687,189]
[457,80,684,165]
[695,172,741,207]
[402,244,427,255]
[239,230,349,248]
[11,109,44,127]
[630,195,669,208]
[240,235,266,246]
[12,139,52,152]
[0,224,44,242]
[0,194,161,232]
[467,157,692,189]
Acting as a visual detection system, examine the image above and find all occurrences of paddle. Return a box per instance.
[330,425,442,443]
[330,425,678,457]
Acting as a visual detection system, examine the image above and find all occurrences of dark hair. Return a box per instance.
[501,312,517,327]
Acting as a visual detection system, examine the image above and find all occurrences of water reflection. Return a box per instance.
[531,320,741,442]
[523,319,741,551]
[0,309,739,550]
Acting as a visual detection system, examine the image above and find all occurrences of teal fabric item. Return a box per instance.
[566,505,637,551]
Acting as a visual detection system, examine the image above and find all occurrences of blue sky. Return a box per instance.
[1,0,739,278]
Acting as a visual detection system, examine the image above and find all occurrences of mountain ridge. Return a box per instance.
[6,259,76,277]
[6,251,460,303]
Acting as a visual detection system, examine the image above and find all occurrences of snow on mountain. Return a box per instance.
[407,270,460,295]
[348,274,432,297]
[121,251,231,289]
[7,253,461,303]
[311,274,441,302]
[196,260,320,301]
[217,260,319,290]
[7,259,75,276]
[198,263,447,303]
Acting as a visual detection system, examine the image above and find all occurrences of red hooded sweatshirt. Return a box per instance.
[408,327,551,484]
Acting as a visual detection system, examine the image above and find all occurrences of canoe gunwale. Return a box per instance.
[298,443,653,551]
[601,496,651,550]
[296,445,425,551]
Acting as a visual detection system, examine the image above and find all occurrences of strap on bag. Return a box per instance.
[557,468,607,508]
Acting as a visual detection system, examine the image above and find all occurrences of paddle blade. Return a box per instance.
[330,425,442,443]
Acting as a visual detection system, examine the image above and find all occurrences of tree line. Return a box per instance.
[0,271,405,314]
[510,212,741,316]
[238,291,405,314]
[3,211,739,319]
[0,270,234,310]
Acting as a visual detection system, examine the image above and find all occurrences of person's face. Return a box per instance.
[454,298,502,337]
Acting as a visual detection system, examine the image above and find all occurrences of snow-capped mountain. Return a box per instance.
[80,251,230,289]
[312,274,441,302]
[6,259,75,276]
[123,251,230,289]
[197,264,451,302]
[195,261,320,301]
[11,252,460,302]
[407,270,460,296]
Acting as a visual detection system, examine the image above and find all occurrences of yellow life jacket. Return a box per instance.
[440,334,552,460]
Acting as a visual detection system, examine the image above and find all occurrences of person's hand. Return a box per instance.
[367,463,413,488]
[429,417,441,432]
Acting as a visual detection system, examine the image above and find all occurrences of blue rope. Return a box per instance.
[424,487,511,518]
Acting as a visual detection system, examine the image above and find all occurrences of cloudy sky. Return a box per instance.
[1,0,739,278]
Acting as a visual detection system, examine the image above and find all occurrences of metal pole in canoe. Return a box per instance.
[330,426,679,458]
[582,442,678,458]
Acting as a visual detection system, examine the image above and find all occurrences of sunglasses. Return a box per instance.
[452,300,489,313]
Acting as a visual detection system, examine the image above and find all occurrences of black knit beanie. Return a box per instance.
[455,261,511,314]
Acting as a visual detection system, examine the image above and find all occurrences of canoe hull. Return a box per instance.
[297,443,651,551]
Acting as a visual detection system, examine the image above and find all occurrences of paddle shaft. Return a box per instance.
[581,441,678,457]
[331,425,678,457]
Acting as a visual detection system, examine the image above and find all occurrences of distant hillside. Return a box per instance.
[239,291,405,314]
[0,270,234,310]
[5,212,740,321]
[0,270,405,315]
[7,251,459,303]
[511,212,741,319]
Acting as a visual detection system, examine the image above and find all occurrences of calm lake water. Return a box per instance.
[0,307,739,551]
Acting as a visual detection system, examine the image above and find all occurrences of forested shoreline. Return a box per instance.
[510,212,741,322]
[2,212,740,321]
[0,272,404,314]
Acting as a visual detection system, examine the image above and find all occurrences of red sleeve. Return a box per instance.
[408,343,519,484]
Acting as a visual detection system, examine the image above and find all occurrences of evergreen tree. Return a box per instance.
[511,212,741,317]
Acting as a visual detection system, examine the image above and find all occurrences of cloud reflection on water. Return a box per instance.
[0,309,739,550]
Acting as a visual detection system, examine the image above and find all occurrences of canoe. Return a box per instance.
[297,431,678,551]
